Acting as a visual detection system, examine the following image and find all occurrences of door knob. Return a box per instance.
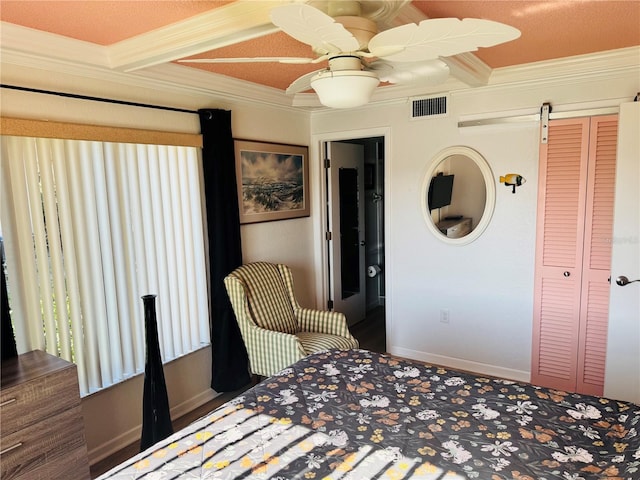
[616,276,640,286]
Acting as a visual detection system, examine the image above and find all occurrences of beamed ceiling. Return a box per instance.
[1,1,639,109]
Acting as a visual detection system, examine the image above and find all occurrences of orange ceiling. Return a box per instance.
[1,1,639,92]
[0,1,233,45]
[413,1,640,68]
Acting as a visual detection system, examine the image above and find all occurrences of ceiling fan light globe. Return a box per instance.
[311,70,379,108]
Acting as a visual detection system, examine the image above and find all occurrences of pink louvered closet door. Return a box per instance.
[532,115,618,395]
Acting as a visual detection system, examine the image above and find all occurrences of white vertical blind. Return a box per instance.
[0,135,210,396]
[37,139,72,360]
[1,139,44,352]
[159,146,182,355]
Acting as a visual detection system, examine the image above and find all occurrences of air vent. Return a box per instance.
[410,95,449,119]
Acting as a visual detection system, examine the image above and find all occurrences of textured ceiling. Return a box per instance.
[1,1,639,93]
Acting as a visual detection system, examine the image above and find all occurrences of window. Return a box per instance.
[0,135,210,396]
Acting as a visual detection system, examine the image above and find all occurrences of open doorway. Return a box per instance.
[324,136,385,351]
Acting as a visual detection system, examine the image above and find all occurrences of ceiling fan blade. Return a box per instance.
[367,59,450,85]
[180,55,328,65]
[270,3,360,55]
[286,69,325,95]
[368,18,521,62]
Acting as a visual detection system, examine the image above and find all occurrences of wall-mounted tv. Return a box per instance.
[428,172,454,210]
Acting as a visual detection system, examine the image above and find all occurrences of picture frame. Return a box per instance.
[234,140,310,224]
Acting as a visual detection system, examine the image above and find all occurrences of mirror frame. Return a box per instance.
[421,146,496,245]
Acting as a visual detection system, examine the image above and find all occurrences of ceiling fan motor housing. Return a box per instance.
[334,16,377,50]
[327,55,364,71]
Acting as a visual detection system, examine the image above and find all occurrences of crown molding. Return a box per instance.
[0,21,109,68]
[0,48,300,113]
[140,63,295,109]
[489,46,640,87]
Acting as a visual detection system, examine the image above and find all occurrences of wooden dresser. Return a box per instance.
[1,350,90,480]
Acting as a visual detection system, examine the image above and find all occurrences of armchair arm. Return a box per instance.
[297,308,357,343]
[275,263,357,345]
[224,275,307,377]
[242,323,307,377]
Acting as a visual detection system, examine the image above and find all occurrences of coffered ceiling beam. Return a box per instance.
[107,1,283,72]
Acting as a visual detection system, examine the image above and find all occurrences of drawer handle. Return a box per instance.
[0,398,16,407]
[1,442,23,455]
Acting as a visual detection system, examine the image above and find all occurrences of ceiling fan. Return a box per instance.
[181,1,521,108]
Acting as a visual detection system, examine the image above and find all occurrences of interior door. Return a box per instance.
[531,116,618,395]
[576,115,618,396]
[531,117,590,392]
[326,141,366,325]
[604,101,640,404]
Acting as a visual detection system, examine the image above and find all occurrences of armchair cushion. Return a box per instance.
[231,262,298,334]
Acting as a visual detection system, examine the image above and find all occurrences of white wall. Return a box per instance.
[3,51,639,464]
[312,107,539,380]
[310,66,640,384]
[0,62,313,464]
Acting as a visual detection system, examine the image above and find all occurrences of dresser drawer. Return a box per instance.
[0,365,79,436]
[0,405,89,480]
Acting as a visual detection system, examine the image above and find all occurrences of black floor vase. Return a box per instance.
[140,294,173,451]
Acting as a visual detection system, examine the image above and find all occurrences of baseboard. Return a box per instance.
[87,388,218,466]
[171,388,218,420]
[388,346,530,383]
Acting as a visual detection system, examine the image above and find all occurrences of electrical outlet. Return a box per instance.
[440,309,450,323]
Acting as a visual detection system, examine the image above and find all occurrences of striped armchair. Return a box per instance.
[224,262,359,377]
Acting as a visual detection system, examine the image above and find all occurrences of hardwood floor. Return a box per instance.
[351,305,386,353]
[89,307,385,478]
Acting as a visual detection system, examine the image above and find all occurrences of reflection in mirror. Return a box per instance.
[428,154,486,233]
[422,147,495,245]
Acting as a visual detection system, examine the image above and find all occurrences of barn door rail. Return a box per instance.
[458,102,621,133]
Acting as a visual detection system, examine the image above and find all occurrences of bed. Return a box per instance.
[98,349,640,479]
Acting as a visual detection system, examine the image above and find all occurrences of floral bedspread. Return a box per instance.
[99,349,640,479]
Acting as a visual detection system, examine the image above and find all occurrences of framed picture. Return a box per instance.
[234,140,310,224]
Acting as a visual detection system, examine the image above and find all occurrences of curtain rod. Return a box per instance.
[1,84,199,115]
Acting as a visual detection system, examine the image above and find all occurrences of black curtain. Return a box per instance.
[1,239,18,361]
[199,109,251,392]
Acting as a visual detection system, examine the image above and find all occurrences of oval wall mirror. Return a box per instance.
[421,146,496,245]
